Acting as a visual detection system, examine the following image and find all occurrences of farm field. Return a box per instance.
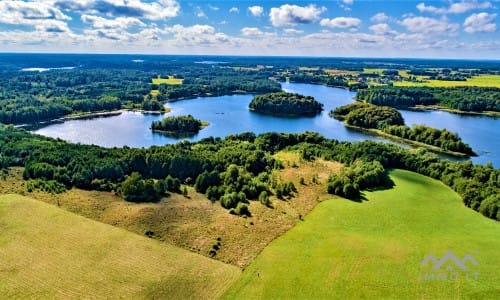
[394,74,500,88]
[0,194,240,299]
[152,76,183,85]
[223,169,500,299]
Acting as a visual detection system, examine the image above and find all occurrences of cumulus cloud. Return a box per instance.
[82,15,145,30]
[320,17,361,29]
[240,27,275,37]
[370,13,390,23]
[464,12,497,33]
[283,28,304,35]
[229,7,239,13]
[342,0,354,4]
[369,23,397,36]
[164,24,232,46]
[269,4,326,27]
[248,6,264,17]
[416,1,492,14]
[401,17,459,36]
[0,1,72,33]
[53,0,180,21]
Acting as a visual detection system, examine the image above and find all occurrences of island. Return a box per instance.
[330,102,476,157]
[151,115,207,137]
[249,92,323,117]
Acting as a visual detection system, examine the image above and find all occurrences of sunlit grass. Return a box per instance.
[152,76,183,85]
[223,169,500,299]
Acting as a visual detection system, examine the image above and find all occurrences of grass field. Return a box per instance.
[0,194,240,299]
[223,169,500,299]
[394,74,500,88]
[152,76,183,85]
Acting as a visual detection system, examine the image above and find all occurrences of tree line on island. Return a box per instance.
[151,115,206,137]
[1,126,498,221]
[249,92,323,117]
[330,102,475,156]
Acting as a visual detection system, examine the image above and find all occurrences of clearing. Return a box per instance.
[0,153,340,268]
[152,76,183,85]
[394,74,500,88]
[223,169,500,299]
[0,194,240,299]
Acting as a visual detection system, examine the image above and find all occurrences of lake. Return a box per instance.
[33,82,499,167]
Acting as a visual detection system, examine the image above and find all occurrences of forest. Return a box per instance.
[151,115,204,137]
[249,92,323,116]
[0,125,498,221]
[331,103,475,155]
[357,87,500,112]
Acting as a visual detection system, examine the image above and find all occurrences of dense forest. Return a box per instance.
[357,87,500,112]
[331,103,474,155]
[0,126,498,220]
[249,92,323,116]
[0,65,280,124]
[151,115,204,137]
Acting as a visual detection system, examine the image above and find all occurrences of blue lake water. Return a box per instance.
[33,82,500,167]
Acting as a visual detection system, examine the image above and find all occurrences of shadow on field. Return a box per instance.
[345,177,396,203]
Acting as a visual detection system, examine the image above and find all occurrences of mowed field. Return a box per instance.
[393,74,500,88]
[152,76,183,85]
[223,169,500,299]
[0,194,240,299]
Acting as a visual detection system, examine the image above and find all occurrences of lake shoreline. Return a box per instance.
[407,105,500,118]
[343,124,474,158]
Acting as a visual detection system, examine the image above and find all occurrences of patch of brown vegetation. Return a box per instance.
[0,153,342,268]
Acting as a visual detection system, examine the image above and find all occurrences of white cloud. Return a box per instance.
[283,28,304,35]
[240,27,275,37]
[208,5,219,11]
[269,4,326,27]
[229,7,239,13]
[369,23,397,36]
[164,24,232,47]
[53,0,180,21]
[248,6,264,17]
[416,1,492,14]
[82,15,145,30]
[370,13,390,23]
[320,17,361,29]
[342,0,354,4]
[401,17,459,36]
[195,6,207,18]
[464,12,497,33]
[0,1,72,33]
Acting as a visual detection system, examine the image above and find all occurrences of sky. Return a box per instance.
[0,0,498,59]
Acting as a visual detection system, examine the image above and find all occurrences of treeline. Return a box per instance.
[249,92,323,116]
[331,103,474,155]
[357,87,500,112]
[0,65,281,124]
[1,126,498,220]
[151,115,203,136]
[331,102,404,129]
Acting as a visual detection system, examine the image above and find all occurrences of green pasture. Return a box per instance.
[223,169,500,299]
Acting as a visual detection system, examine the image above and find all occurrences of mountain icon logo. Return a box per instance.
[421,251,478,271]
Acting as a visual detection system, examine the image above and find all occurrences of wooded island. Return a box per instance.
[249,92,323,116]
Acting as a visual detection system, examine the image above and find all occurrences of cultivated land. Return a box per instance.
[223,169,500,299]
[152,76,183,85]
[393,74,500,88]
[0,194,240,299]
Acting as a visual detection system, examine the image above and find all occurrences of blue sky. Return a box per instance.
[0,0,498,58]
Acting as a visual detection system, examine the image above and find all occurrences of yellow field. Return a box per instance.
[394,74,500,88]
[324,69,357,76]
[363,68,384,74]
[150,89,159,96]
[0,194,240,299]
[152,76,183,85]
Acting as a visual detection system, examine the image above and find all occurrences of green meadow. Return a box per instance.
[223,169,500,299]
[0,194,240,299]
